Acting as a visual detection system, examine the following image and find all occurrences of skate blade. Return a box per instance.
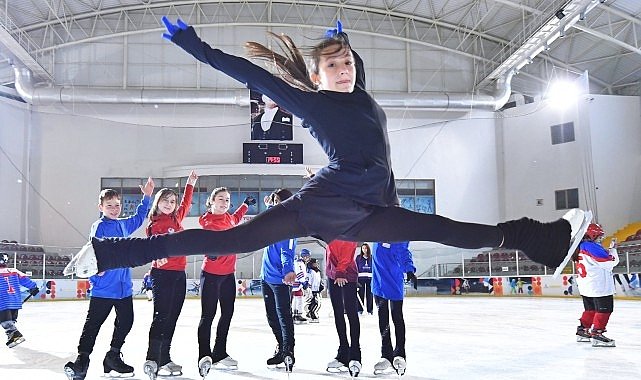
[157,368,182,376]
[6,336,25,348]
[103,370,135,377]
[553,209,592,278]
[213,363,238,371]
[326,366,348,373]
[374,368,394,375]
[64,241,98,278]
[576,336,591,342]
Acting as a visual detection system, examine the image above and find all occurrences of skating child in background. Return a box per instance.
[0,252,39,348]
[573,223,619,347]
[260,189,297,371]
[141,271,154,301]
[355,243,373,315]
[371,241,417,376]
[196,187,255,377]
[305,258,323,322]
[64,178,154,380]
[325,239,362,376]
[143,170,197,379]
[292,249,310,324]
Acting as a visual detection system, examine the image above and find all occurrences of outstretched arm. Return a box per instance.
[161,17,311,118]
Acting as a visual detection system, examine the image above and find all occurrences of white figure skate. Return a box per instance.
[553,209,593,278]
[64,241,98,278]
[393,356,406,376]
[373,358,392,375]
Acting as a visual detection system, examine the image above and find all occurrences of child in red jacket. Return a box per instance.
[196,186,255,377]
[143,171,197,378]
[325,239,361,376]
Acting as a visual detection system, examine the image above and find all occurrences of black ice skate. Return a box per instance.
[497,209,592,278]
[266,346,284,368]
[293,313,308,324]
[5,330,25,348]
[64,354,89,380]
[591,329,616,347]
[576,325,591,343]
[103,350,134,377]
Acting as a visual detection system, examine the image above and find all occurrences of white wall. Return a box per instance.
[0,97,29,242]
[501,95,641,233]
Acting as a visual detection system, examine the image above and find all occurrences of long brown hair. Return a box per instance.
[244,32,351,92]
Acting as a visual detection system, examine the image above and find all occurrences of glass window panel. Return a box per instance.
[399,196,415,211]
[219,176,240,191]
[563,122,575,142]
[260,177,283,190]
[123,178,142,188]
[567,188,579,208]
[416,196,436,214]
[240,175,261,188]
[555,190,565,210]
[102,178,122,188]
[283,176,304,190]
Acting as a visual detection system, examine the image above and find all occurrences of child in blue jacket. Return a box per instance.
[371,241,417,376]
[0,252,39,348]
[64,178,154,380]
[259,189,297,371]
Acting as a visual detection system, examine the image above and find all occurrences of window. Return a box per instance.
[555,188,579,210]
[102,176,436,216]
[550,122,575,145]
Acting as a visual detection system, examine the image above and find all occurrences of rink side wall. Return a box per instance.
[26,276,641,301]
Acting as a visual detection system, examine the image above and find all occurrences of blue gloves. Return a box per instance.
[324,20,343,38]
[161,16,189,40]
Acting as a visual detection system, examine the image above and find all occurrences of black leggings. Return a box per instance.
[328,280,360,363]
[198,272,236,361]
[98,205,501,270]
[375,296,406,360]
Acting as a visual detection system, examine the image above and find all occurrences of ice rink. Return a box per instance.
[3,296,640,379]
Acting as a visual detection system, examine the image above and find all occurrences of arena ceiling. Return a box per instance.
[0,0,640,99]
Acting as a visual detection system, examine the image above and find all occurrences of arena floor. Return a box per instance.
[3,296,640,379]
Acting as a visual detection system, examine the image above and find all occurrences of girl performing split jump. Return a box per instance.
[66,18,591,350]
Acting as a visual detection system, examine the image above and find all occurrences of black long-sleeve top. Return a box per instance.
[172,27,399,207]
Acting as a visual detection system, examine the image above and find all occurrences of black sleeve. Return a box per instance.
[352,49,366,90]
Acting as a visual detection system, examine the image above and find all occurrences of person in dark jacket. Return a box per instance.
[260,189,297,371]
[64,179,154,380]
[355,243,373,315]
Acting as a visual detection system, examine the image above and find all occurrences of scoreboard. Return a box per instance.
[243,143,303,164]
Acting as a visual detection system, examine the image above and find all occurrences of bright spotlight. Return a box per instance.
[546,79,581,108]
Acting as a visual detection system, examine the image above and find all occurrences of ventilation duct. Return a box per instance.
[14,66,513,111]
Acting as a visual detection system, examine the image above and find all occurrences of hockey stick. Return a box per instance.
[22,293,34,304]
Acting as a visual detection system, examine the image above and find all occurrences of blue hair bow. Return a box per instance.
[324,20,343,38]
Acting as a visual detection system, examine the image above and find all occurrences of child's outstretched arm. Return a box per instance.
[161,17,310,118]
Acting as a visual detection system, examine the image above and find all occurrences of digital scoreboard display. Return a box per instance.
[243,143,303,164]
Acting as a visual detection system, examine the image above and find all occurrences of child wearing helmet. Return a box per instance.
[0,252,39,348]
[573,223,619,347]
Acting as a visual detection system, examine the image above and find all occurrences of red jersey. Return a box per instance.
[325,240,358,282]
[199,203,248,275]
[146,184,194,271]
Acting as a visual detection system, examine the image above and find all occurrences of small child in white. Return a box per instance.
[0,252,39,348]
[573,223,619,347]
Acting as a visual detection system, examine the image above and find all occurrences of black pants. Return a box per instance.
[77,296,133,355]
[357,278,373,314]
[375,295,406,360]
[262,280,295,355]
[198,271,236,361]
[96,205,501,271]
[328,280,360,364]
[582,294,614,313]
[146,268,186,364]
[0,309,19,323]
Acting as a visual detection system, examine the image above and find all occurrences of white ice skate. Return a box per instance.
[213,355,238,370]
[158,361,182,376]
[64,241,98,278]
[348,360,362,378]
[143,360,158,380]
[326,359,348,373]
[553,209,593,278]
[392,356,406,376]
[198,356,212,379]
[283,355,294,373]
[373,358,392,375]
